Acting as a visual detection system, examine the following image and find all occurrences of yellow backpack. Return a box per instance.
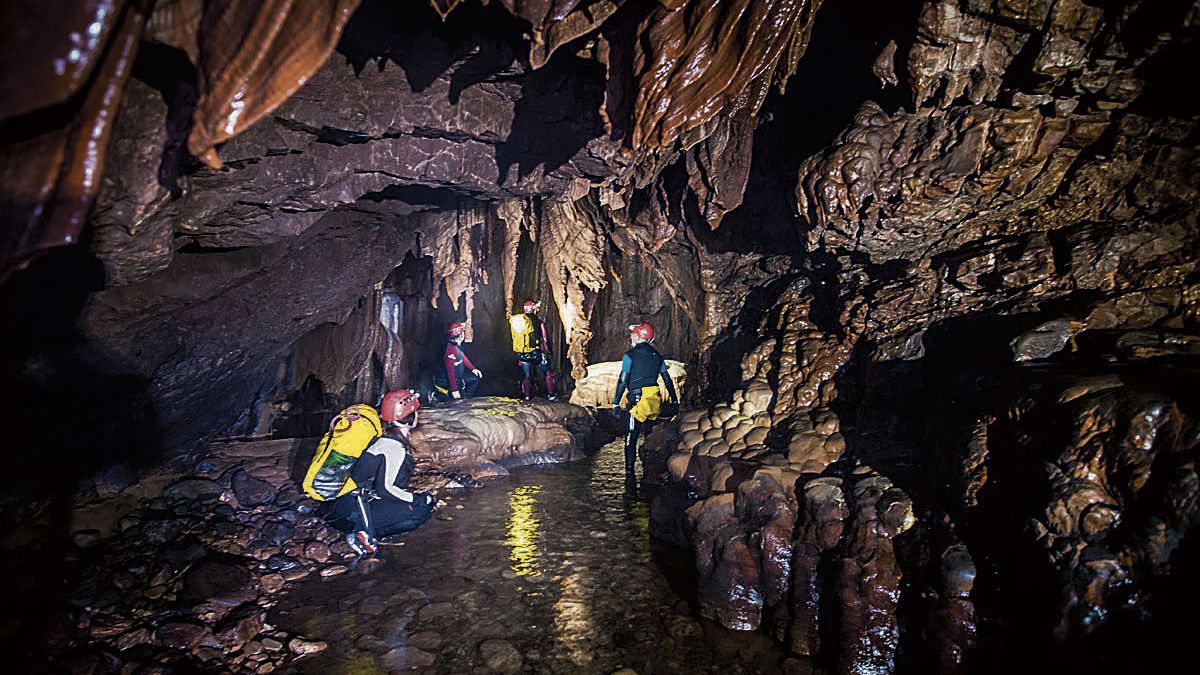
[301,404,382,501]
[509,313,536,353]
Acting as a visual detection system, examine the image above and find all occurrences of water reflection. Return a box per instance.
[554,571,598,666]
[505,484,542,576]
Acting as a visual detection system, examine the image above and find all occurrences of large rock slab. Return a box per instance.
[569,359,687,408]
[411,397,600,474]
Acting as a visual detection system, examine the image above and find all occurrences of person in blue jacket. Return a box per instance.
[612,322,678,477]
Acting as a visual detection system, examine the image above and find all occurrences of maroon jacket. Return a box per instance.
[443,341,476,391]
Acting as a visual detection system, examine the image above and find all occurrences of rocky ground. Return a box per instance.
[3,398,609,673]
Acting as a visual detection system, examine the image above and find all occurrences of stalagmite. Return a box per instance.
[786,476,848,657]
[837,471,914,675]
[935,543,978,674]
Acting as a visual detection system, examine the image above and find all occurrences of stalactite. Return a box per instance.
[425,202,488,340]
[290,287,382,394]
[495,198,531,315]
[0,0,152,282]
[538,196,609,380]
[186,0,362,168]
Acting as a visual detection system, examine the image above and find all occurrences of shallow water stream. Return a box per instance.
[270,440,793,673]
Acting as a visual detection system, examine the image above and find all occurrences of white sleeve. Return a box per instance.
[365,438,415,502]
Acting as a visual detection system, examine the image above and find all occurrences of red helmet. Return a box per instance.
[447,321,465,338]
[522,299,540,313]
[629,322,654,341]
[380,389,420,423]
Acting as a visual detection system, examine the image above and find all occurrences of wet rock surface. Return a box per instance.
[410,398,604,479]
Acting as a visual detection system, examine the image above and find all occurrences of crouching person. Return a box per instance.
[335,389,435,554]
[303,390,435,556]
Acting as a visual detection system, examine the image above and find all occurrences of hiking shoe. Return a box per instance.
[546,394,558,401]
[346,531,377,556]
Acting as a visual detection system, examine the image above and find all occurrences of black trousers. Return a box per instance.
[330,491,434,539]
[432,369,481,401]
[622,389,656,475]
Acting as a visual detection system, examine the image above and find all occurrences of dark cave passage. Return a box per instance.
[2,0,1199,673]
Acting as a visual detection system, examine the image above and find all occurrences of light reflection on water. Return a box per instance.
[554,570,598,666]
[505,484,543,576]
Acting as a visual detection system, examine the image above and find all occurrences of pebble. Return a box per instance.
[382,646,437,670]
[114,627,154,651]
[260,637,284,652]
[320,564,348,578]
[281,567,309,582]
[92,464,138,498]
[88,614,131,638]
[180,561,256,606]
[259,574,285,594]
[264,554,301,572]
[304,541,331,563]
[73,529,103,549]
[665,615,703,639]
[288,637,328,656]
[478,638,523,674]
[417,602,455,622]
[155,621,210,649]
[111,571,136,590]
[407,630,442,650]
[164,478,222,503]
[233,471,277,507]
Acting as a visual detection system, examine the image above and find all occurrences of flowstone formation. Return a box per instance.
[568,358,687,408]
[3,400,600,671]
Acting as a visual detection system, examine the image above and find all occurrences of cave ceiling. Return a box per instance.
[1,0,1197,448]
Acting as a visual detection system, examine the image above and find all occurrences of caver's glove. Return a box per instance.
[451,390,462,400]
[611,404,622,417]
[472,369,483,378]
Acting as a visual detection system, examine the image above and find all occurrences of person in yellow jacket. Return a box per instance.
[612,322,678,477]
[509,299,557,400]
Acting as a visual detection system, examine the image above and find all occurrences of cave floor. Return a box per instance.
[269,440,795,674]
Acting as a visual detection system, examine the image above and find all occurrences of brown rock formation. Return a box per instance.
[785,476,847,657]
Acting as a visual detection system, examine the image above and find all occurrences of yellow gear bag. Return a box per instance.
[630,386,662,423]
[301,404,382,501]
[509,313,536,353]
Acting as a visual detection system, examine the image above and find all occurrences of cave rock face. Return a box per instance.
[1,0,1198,671]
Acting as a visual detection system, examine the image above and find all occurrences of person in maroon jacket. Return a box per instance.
[432,319,482,398]
[432,321,483,401]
